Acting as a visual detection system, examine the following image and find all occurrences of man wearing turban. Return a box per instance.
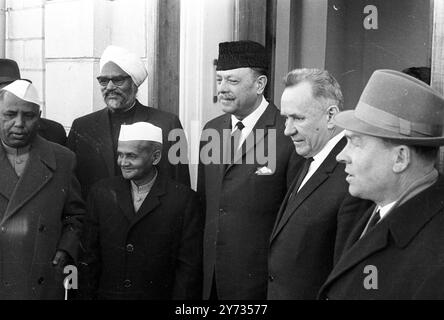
[67,45,190,199]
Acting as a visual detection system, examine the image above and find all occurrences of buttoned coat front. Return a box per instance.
[197,103,302,300]
[79,174,204,300]
[0,136,85,300]
[318,176,444,300]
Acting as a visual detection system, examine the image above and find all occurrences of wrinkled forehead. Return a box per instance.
[100,61,129,78]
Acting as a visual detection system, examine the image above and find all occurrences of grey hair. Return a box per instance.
[283,68,344,110]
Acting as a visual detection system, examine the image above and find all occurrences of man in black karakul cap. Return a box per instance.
[197,40,302,300]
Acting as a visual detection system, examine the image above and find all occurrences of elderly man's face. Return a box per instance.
[117,140,161,184]
[336,131,397,203]
[216,67,263,119]
[99,62,137,112]
[0,92,40,148]
[281,82,333,158]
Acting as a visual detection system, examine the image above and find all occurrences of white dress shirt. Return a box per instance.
[231,96,269,150]
[297,131,345,192]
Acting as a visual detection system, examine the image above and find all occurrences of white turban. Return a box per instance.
[119,122,163,144]
[1,80,40,106]
[100,45,148,87]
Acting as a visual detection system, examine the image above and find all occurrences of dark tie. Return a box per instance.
[230,121,245,163]
[288,157,314,200]
[362,209,381,237]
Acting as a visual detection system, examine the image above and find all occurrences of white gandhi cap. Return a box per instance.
[1,80,40,106]
[118,122,163,144]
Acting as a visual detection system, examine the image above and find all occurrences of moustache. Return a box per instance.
[218,94,235,100]
[105,90,122,98]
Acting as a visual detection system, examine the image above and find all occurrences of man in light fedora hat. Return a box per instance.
[318,69,444,299]
[0,58,68,146]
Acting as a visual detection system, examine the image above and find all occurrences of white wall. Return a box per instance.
[5,0,45,110]
[44,0,149,129]
[180,0,235,189]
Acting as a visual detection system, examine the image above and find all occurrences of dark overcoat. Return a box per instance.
[318,176,444,300]
[67,100,190,198]
[0,136,84,299]
[38,118,67,146]
[267,138,371,299]
[79,173,204,300]
[197,103,302,299]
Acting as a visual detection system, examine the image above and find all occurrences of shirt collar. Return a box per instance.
[1,140,31,156]
[377,201,397,219]
[130,169,158,194]
[312,130,345,164]
[231,96,269,133]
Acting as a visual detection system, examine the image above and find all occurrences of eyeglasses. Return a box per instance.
[96,76,131,87]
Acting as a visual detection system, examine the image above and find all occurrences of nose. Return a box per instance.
[106,79,117,90]
[284,118,297,137]
[14,114,25,128]
[118,155,128,167]
[217,79,228,93]
[336,144,350,164]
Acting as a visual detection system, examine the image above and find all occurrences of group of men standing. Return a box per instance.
[1,38,444,300]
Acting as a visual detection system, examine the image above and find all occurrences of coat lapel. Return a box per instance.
[321,220,390,292]
[320,175,444,294]
[270,138,346,242]
[93,109,116,176]
[1,137,55,223]
[114,178,137,222]
[130,173,167,227]
[226,104,277,173]
[0,146,19,201]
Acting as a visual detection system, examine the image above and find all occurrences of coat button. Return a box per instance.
[123,279,132,288]
[126,244,134,253]
[268,275,275,282]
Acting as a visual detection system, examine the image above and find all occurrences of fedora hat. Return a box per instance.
[333,69,444,146]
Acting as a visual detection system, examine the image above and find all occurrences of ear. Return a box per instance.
[392,145,410,173]
[256,75,268,95]
[326,105,340,130]
[152,149,162,166]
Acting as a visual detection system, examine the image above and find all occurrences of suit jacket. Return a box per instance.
[0,136,85,300]
[318,175,444,300]
[79,173,204,300]
[67,101,190,198]
[38,118,67,146]
[268,137,371,300]
[197,103,302,300]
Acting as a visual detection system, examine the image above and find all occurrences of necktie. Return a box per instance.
[289,157,314,199]
[230,121,245,163]
[360,209,381,238]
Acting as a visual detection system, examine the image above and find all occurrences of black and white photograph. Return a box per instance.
[0,0,444,311]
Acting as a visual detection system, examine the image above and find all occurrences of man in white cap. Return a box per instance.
[0,80,84,299]
[67,45,190,199]
[79,122,203,300]
[318,70,444,299]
